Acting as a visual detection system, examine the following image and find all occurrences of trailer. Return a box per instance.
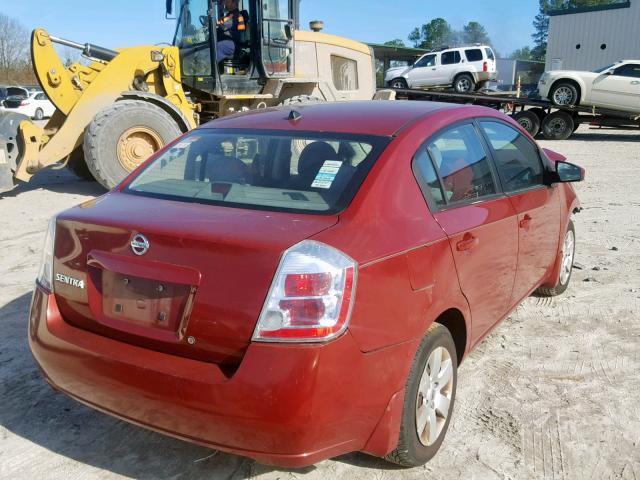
[388,87,640,140]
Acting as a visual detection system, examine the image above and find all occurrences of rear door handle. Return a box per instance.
[456,233,479,251]
[519,214,532,229]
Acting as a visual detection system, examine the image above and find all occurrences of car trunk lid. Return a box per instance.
[53,192,338,365]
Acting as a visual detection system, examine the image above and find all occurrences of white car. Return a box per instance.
[538,60,640,114]
[1,91,56,120]
[385,45,497,93]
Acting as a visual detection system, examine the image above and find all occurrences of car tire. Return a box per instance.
[541,111,575,140]
[34,108,44,120]
[550,82,579,107]
[537,220,575,297]
[512,110,541,137]
[385,323,458,467]
[84,100,182,189]
[66,146,95,181]
[453,74,475,93]
[528,107,547,124]
[389,78,409,90]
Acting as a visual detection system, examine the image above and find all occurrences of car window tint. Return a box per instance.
[126,130,389,214]
[413,149,446,207]
[465,49,483,62]
[485,48,495,60]
[613,64,640,78]
[480,121,544,192]
[35,93,46,100]
[415,54,436,68]
[427,124,496,203]
[441,51,461,65]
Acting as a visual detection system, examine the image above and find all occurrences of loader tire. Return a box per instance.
[84,100,182,189]
[279,95,324,105]
[66,146,94,181]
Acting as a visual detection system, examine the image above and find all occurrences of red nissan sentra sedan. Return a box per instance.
[29,101,583,468]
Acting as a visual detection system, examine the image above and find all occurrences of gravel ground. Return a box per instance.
[1,125,639,479]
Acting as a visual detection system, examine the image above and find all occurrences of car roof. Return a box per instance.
[203,101,468,137]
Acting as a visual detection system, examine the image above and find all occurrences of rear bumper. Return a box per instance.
[473,71,496,83]
[29,286,413,467]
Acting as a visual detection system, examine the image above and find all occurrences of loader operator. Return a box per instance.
[216,0,247,63]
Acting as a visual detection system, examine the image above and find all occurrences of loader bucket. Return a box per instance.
[0,111,29,193]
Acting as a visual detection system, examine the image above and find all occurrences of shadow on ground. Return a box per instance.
[0,167,106,199]
[570,129,640,142]
[0,292,387,479]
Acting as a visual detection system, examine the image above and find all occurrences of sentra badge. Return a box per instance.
[55,273,85,289]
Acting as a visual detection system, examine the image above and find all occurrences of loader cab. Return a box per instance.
[171,0,297,96]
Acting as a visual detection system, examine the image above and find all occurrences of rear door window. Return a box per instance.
[126,130,389,214]
[426,124,497,204]
[441,51,461,65]
[465,49,483,62]
[480,121,544,192]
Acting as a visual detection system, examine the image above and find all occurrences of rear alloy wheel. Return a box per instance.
[454,74,475,93]
[84,100,182,189]
[34,108,44,120]
[537,221,575,297]
[542,111,575,140]
[385,323,457,467]
[550,82,579,107]
[512,110,541,137]
[390,78,409,90]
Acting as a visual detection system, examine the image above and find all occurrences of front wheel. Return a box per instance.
[389,78,409,89]
[385,323,457,467]
[550,82,579,107]
[537,221,575,297]
[83,100,182,189]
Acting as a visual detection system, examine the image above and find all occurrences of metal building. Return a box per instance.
[546,1,640,71]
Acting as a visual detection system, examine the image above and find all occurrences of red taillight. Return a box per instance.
[21,101,30,106]
[253,241,357,342]
[483,61,488,72]
[284,272,332,297]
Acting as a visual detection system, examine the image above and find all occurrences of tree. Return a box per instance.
[408,18,454,50]
[509,46,533,61]
[531,0,549,61]
[462,22,491,46]
[0,14,30,83]
[384,39,406,48]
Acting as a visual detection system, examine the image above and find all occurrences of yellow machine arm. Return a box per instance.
[12,28,197,183]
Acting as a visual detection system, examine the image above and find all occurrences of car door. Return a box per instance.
[418,123,518,345]
[590,63,640,111]
[478,120,561,305]
[406,54,438,87]
[437,50,462,85]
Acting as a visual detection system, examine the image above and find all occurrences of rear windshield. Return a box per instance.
[485,48,495,61]
[125,129,390,214]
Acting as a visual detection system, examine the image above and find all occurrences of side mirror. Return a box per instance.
[556,161,585,182]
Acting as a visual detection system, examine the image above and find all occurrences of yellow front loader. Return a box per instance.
[0,0,377,192]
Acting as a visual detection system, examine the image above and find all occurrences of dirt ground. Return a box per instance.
[1,125,639,479]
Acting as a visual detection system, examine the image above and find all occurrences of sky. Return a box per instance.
[1,0,539,57]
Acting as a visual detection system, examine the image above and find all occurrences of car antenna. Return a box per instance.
[288,110,302,122]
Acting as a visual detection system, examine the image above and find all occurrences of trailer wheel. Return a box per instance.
[84,100,182,189]
[512,111,540,137]
[541,111,575,140]
[528,107,547,124]
[453,74,475,93]
[66,146,94,181]
[550,82,579,107]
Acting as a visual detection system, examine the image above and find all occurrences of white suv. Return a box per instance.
[385,45,497,93]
